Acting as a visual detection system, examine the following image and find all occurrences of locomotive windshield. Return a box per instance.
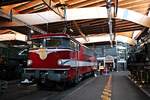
[31,38,43,48]
[31,37,70,49]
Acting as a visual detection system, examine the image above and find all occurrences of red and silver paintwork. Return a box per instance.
[23,33,96,84]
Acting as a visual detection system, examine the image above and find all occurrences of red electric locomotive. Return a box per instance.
[22,33,96,88]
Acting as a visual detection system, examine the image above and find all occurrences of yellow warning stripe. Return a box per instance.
[101,75,112,100]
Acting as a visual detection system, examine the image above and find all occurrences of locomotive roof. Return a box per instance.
[31,33,69,39]
[31,33,91,49]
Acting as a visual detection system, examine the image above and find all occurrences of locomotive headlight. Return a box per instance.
[27,59,32,66]
[58,60,62,65]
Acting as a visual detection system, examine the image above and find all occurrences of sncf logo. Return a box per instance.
[38,48,47,60]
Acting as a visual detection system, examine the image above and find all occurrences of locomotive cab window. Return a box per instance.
[69,40,80,51]
[31,37,70,49]
[70,40,75,50]
[61,38,70,48]
[46,39,61,47]
[31,38,44,49]
[46,37,70,48]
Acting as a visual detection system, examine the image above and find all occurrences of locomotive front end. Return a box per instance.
[22,34,71,85]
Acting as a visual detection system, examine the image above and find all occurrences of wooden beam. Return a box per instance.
[116,26,143,30]
[126,4,149,9]
[73,21,88,41]
[79,0,105,8]
[128,8,148,14]
[120,0,150,8]
[82,2,106,7]
[78,20,106,27]
[0,21,24,27]
[116,23,141,28]
[67,0,87,5]
[1,4,20,14]
[116,31,133,38]
[42,0,65,18]
[15,1,44,13]
[78,19,134,28]
[12,2,31,10]
[13,0,42,10]
[2,7,150,28]
[86,23,142,31]
[59,0,65,4]
[0,2,29,15]
[82,21,135,28]
[52,0,68,3]
[75,34,136,45]
[116,27,143,32]
[83,24,142,33]
[118,0,142,5]
[29,6,48,13]
[17,3,46,14]
[77,19,100,24]
[0,29,12,34]
[68,0,105,8]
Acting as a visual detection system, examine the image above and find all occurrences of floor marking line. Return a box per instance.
[101,75,112,100]
[61,77,95,100]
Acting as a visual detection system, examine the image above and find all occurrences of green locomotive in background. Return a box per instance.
[0,42,28,95]
[0,30,28,95]
[0,43,28,80]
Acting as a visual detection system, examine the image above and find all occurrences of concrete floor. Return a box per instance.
[0,71,149,100]
[62,76,107,100]
[112,72,149,100]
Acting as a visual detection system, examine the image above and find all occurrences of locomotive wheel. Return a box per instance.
[92,71,97,77]
[37,82,46,90]
[37,80,68,91]
[56,82,67,91]
[75,78,79,84]
[37,80,54,90]
[72,75,80,85]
